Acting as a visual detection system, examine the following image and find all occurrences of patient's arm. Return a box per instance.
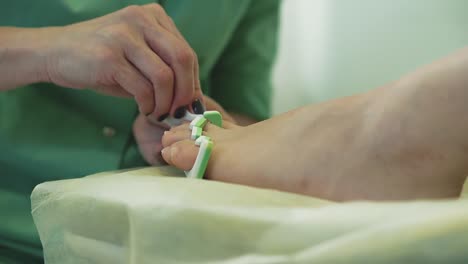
[161,47,468,201]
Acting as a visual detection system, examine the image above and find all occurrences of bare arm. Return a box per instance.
[0,27,51,90]
[0,4,204,119]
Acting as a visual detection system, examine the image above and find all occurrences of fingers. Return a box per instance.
[161,140,198,171]
[143,3,184,39]
[141,11,195,116]
[191,53,204,105]
[124,39,174,119]
[191,98,206,115]
[143,3,204,109]
[112,60,155,115]
[145,29,195,114]
[110,4,202,118]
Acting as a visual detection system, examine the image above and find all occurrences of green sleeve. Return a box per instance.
[210,0,280,121]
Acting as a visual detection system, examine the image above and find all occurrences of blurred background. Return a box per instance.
[272,0,468,114]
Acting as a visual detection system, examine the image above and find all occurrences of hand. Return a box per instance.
[133,95,235,165]
[43,4,202,119]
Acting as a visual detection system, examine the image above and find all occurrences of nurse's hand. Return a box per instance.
[44,4,201,120]
[133,96,235,165]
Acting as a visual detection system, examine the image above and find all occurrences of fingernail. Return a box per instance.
[161,147,170,156]
[174,106,187,119]
[158,113,169,122]
[192,99,205,114]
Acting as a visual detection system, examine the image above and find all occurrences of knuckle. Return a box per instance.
[149,3,165,15]
[105,23,132,42]
[174,48,194,66]
[120,5,154,27]
[154,66,174,86]
[121,5,144,20]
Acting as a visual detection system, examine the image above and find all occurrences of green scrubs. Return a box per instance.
[0,0,279,261]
